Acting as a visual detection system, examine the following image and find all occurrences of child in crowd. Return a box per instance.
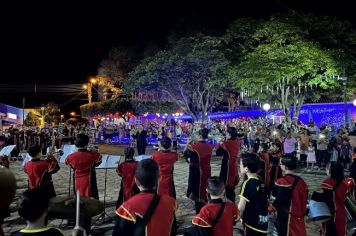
[306,141,316,171]
[329,143,339,163]
[11,188,64,236]
[116,147,139,209]
[340,138,352,169]
[192,176,239,236]
[238,153,268,235]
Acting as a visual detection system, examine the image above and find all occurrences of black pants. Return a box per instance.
[300,154,307,163]
[226,186,236,202]
[137,145,146,155]
[317,150,329,168]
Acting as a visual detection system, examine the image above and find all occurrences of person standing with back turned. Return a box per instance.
[184,128,214,213]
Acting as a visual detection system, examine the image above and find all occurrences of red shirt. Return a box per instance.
[274,174,308,236]
[152,151,178,197]
[258,151,271,192]
[116,191,177,236]
[65,150,102,197]
[24,156,59,189]
[216,140,240,187]
[192,199,239,236]
[117,160,138,201]
[321,178,348,236]
[189,142,214,200]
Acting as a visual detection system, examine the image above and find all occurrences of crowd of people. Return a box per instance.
[1,117,356,236]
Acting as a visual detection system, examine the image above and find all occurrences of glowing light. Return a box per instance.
[7,113,17,119]
[90,78,97,84]
[82,84,88,89]
[263,103,271,111]
[353,99,356,106]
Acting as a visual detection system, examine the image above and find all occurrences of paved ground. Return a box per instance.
[2,144,354,235]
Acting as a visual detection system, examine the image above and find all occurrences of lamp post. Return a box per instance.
[83,78,97,104]
[40,106,45,127]
[263,103,271,119]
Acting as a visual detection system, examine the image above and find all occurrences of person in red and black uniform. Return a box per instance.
[184,128,214,213]
[215,127,241,202]
[192,176,239,236]
[312,162,351,236]
[116,147,139,209]
[65,134,102,199]
[24,145,60,199]
[350,148,356,199]
[238,153,268,235]
[11,188,64,236]
[269,143,282,196]
[257,143,271,196]
[113,159,177,236]
[272,155,308,236]
[152,137,178,198]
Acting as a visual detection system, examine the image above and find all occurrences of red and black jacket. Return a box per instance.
[216,139,241,188]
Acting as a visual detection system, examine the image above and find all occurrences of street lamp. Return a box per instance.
[60,114,64,123]
[84,78,98,104]
[70,112,76,116]
[40,106,45,127]
[263,103,270,119]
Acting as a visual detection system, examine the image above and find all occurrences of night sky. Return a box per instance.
[0,0,355,114]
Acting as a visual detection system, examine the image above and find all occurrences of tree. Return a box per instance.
[229,18,340,124]
[126,35,230,121]
[41,102,61,125]
[24,112,41,127]
[98,47,139,99]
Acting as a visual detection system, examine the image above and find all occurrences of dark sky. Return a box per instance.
[0,0,355,114]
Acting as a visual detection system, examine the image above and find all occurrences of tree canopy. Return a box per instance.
[126,35,230,120]
[226,16,349,123]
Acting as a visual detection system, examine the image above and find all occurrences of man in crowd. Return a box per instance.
[133,125,147,155]
[283,132,297,157]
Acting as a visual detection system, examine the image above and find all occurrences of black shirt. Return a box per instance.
[11,227,64,236]
[239,175,268,234]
